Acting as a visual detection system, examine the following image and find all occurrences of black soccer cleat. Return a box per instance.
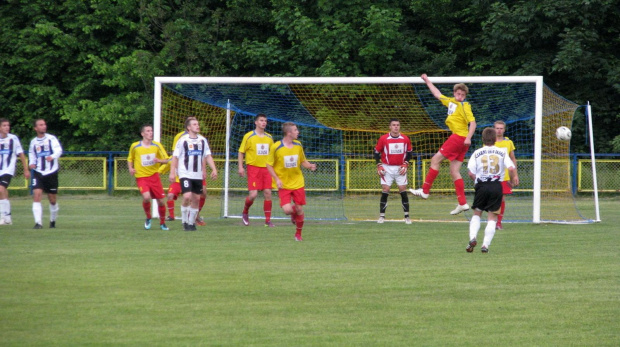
[33,223,43,229]
[165,216,175,222]
[50,221,56,228]
[183,222,189,231]
[466,238,477,253]
[481,246,489,253]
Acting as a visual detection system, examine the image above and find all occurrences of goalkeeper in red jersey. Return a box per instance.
[375,119,413,224]
[410,74,477,215]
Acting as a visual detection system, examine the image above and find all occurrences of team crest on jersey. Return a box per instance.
[256,143,269,155]
[284,154,299,168]
[388,142,404,154]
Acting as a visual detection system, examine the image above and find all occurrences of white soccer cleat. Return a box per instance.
[0,218,10,225]
[450,203,470,215]
[377,216,385,224]
[404,217,412,225]
[409,188,429,199]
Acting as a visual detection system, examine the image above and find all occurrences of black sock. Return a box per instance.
[400,191,410,217]
[380,192,389,215]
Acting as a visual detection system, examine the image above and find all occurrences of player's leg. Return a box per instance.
[291,188,306,241]
[31,171,45,229]
[410,151,444,199]
[150,179,167,229]
[467,209,482,252]
[378,166,397,223]
[196,180,207,226]
[242,189,258,226]
[481,212,498,253]
[449,160,470,215]
[0,181,10,225]
[396,168,411,224]
[263,188,274,227]
[156,197,169,230]
[187,181,202,231]
[47,192,58,228]
[140,190,153,230]
[166,182,181,221]
[379,185,390,224]
[497,196,506,230]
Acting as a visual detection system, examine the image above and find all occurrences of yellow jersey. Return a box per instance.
[128,140,167,178]
[439,95,475,137]
[239,130,274,167]
[158,131,188,177]
[494,137,516,181]
[267,140,307,190]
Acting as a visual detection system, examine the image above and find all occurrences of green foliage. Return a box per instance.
[1,0,618,152]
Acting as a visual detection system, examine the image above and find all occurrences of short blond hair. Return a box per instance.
[494,120,506,128]
[282,122,297,135]
[453,83,469,95]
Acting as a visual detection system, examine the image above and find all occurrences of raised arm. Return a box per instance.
[421,74,442,100]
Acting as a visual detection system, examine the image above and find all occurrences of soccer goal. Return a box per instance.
[153,76,600,224]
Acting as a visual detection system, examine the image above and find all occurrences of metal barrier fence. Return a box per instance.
[8,152,620,194]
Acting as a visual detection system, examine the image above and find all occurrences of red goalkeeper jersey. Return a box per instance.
[375,133,412,166]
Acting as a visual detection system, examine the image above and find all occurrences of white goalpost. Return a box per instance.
[152,76,599,224]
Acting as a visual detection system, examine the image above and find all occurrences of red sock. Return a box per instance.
[158,205,166,225]
[291,205,297,223]
[142,201,152,219]
[199,195,206,212]
[423,168,439,194]
[295,213,304,237]
[454,178,467,205]
[243,197,254,214]
[167,200,175,218]
[264,200,272,222]
[498,199,506,224]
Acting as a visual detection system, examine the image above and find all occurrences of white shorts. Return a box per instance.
[380,164,408,187]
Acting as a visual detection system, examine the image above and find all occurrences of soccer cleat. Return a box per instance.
[33,223,43,229]
[409,188,429,199]
[188,224,197,231]
[377,216,385,224]
[49,221,56,228]
[182,222,189,231]
[466,238,477,253]
[496,223,503,230]
[450,203,470,215]
[144,218,152,230]
[295,233,303,241]
[165,216,175,222]
[405,217,412,225]
[264,221,275,227]
[196,216,206,226]
[242,213,250,226]
[481,246,489,253]
[160,224,169,231]
[0,218,11,225]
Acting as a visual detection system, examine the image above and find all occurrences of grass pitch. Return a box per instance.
[1,195,618,346]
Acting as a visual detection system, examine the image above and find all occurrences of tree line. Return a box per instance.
[1,0,618,152]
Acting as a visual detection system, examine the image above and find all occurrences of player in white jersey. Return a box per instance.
[28,119,63,229]
[465,127,518,253]
[169,118,217,231]
[0,119,31,225]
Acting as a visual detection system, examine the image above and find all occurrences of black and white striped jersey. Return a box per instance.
[0,133,25,176]
[172,134,211,180]
[28,133,63,176]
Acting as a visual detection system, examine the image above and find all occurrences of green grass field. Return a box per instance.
[1,195,618,346]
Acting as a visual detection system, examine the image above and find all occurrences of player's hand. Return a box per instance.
[275,178,283,189]
[29,164,36,170]
[464,138,472,146]
[211,170,218,180]
[129,168,136,176]
[238,167,245,177]
[309,163,317,171]
[46,156,54,162]
[24,170,31,179]
[511,175,519,187]
[168,174,175,183]
[398,162,408,176]
[377,164,386,177]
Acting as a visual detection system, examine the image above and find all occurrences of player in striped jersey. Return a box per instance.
[266,122,316,241]
[410,74,477,215]
[0,119,31,225]
[169,118,218,231]
[466,128,518,253]
[374,119,413,224]
[28,119,63,229]
[128,124,170,230]
[493,120,517,230]
[238,114,275,227]
[160,117,207,225]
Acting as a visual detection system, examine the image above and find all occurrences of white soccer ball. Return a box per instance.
[556,126,572,141]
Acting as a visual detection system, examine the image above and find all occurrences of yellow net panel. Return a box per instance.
[159,82,592,223]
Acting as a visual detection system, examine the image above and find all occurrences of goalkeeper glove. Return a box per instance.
[377,163,386,176]
[398,162,408,175]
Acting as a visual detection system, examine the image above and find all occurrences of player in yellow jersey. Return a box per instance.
[266,122,316,241]
[238,114,275,227]
[493,120,517,230]
[160,116,207,225]
[127,124,170,230]
[410,74,477,215]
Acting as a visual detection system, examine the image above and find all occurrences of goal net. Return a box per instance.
[154,77,598,224]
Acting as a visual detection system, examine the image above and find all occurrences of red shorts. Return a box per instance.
[440,134,470,162]
[167,182,181,199]
[136,174,165,199]
[278,187,306,207]
[502,181,513,195]
[247,165,273,191]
